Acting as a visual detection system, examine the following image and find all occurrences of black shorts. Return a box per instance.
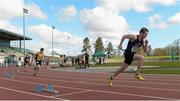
[124,51,135,65]
[36,60,42,65]
[24,61,28,65]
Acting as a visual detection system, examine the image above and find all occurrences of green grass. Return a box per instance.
[90,62,122,67]
[106,55,180,61]
[91,55,180,74]
[142,69,180,74]
[91,61,180,68]
[90,61,180,74]
[105,57,124,63]
[145,56,179,59]
[141,61,180,74]
[142,61,180,68]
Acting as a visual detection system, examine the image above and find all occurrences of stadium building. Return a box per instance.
[0,28,32,66]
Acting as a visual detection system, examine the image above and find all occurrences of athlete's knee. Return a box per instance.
[141,56,144,60]
[138,56,144,61]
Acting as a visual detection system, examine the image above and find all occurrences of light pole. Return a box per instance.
[52,26,55,63]
[67,36,70,56]
[178,39,180,62]
[22,8,28,70]
[105,40,108,51]
[23,8,28,59]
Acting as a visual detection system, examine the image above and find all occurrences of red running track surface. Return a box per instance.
[0,66,180,100]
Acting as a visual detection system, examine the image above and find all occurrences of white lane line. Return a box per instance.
[17,70,180,87]
[47,67,180,77]
[35,70,180,82]
[0,77,175,100]
[0,86,65,100]
[52,90,91,97]
[16,67,180,82]
[38,72,180,85]
[16,71,180,92]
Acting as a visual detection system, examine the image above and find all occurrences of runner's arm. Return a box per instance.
[118,35,137,49]
[143,39,148,52]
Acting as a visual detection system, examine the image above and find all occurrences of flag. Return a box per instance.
[23,8,28,13]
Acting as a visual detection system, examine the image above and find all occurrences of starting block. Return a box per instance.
[42,84,59,94]
[34,84,59,94]
[3,71,14,78]
[34,84,42,93]
[47,84,54,91]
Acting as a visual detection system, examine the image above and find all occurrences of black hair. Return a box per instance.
[140,27,149,34]
[40,48,44,51]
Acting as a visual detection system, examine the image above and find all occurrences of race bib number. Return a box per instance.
[131,43,141,53]
[131,46,138,53]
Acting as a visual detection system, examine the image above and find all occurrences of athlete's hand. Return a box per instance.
[144,39,148,45]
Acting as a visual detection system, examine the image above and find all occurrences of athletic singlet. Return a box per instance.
[36,52,44,61]
[125,35,143,53]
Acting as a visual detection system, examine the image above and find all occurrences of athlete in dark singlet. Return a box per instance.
[108,27,149,87]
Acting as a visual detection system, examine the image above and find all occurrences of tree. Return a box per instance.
[81,37,91,53]
[147,45,152,56]
[172,39,180,61]
[151,39,180,59]
[94,37,104,52]
[106,42,113,58]
[153,47,170,56]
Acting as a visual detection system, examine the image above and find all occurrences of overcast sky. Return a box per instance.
[0,0,180,55]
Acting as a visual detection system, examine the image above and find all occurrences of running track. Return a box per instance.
[0,66,180,100]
